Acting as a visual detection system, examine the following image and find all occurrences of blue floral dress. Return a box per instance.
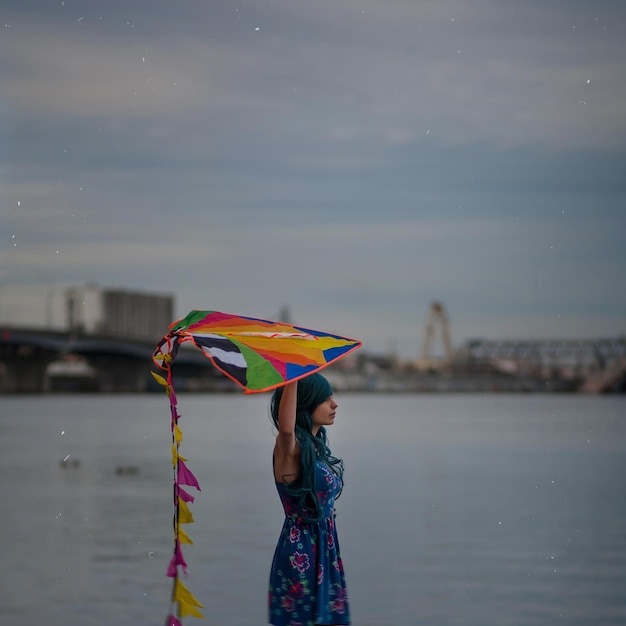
[268,460,351,626]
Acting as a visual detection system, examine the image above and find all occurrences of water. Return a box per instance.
[0,393,624,626]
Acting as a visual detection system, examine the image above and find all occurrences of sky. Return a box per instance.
[2,0,625,359]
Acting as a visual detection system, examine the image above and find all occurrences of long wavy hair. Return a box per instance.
[271,373,344,522]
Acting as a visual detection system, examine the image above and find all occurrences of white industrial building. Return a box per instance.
[66,286,174,341]
[1,284,174,342]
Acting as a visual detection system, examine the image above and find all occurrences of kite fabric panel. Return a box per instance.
[152,310,362,623]
[152,309,363,393]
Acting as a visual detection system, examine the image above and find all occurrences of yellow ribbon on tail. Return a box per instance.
[174,579,205,619]
[150,371,173,397]
[178,497,195,524]
[178,526,193,545]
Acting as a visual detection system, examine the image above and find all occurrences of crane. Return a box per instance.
[418,301,452,368]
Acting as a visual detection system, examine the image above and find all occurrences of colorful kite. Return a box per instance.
[151,310,362,623]
[154,309,363,393]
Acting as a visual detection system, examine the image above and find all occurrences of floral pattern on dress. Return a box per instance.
[269,461,350,626]
[289,526,301,544]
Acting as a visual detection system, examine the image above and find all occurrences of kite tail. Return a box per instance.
[152,347,205,623]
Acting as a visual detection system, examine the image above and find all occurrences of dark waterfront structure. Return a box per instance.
[0,286,180,393]
[1,325,624,394]
[1,288,624,394]
[0,326,223,393]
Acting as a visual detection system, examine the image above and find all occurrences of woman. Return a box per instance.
[268,373,351,626]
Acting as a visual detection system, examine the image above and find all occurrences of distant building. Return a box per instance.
[66,286,174,341]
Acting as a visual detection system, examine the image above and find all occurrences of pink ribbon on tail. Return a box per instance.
[177,459,201,491]
[166,539,188,577]
[171,403,181,429]
[176,485,196,505]
[166,614,183,626]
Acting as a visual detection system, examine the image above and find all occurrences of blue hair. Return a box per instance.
[271,373,344,522]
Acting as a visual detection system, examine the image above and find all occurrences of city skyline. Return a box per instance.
[2,0,625,358]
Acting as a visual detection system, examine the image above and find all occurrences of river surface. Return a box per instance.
[0,393,624,625]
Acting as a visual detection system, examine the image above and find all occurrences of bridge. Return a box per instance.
[0,326,221,393]
[465,337,625,366]
[464,337,626,393]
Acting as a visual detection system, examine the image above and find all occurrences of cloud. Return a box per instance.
[1,0,625,356]
[5,0,626,153]
[5,29,214,118]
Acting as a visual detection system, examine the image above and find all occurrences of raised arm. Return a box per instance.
[273,381,300,482]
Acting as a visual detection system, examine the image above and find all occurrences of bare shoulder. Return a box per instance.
[273,438,300,483]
